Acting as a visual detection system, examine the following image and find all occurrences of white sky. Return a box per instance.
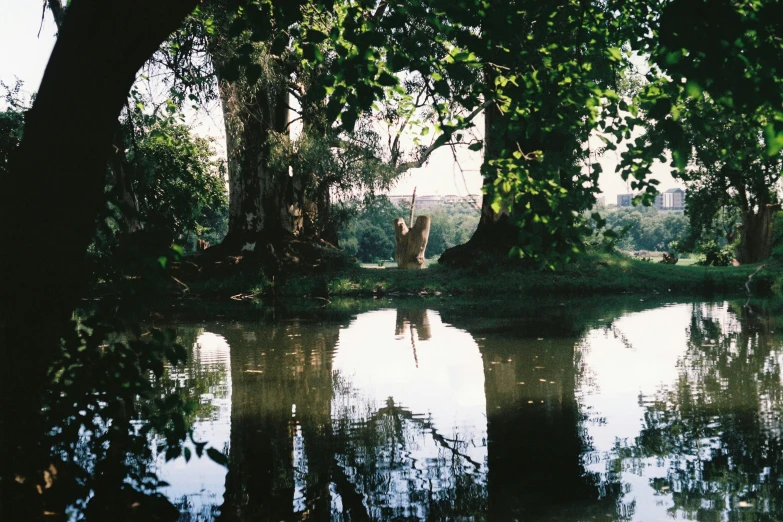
[0,0,684,202]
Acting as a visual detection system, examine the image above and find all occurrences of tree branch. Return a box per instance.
[47,0,66,29]
[391,100,490,176]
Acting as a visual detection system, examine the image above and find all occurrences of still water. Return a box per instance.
[156,299,783,521]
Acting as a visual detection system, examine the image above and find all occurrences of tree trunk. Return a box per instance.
[214,60,303,253]
[470,102,518,246]
[297,87,340,246]
[51,0,141,235]
[303,184,340,246]
[439,98,518,265]
[738,204,781,263]
[0,0,196,501]
[109,124,141,233]
[394,215,431,269]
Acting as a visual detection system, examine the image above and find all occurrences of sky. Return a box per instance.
[0,0,684,202]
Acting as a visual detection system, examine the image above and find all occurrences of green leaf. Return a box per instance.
[765,124,783,156]
[591,212,606,228]
[341,108,358,132]
[306,29,328,44]
[270,36,288,56]
[207,447,229,467]
[376,72,398,87]
[671,148,689,171]
[246,63,263,86]
[468,141,483,151]
[325,98,343,123]
[607,47,622,62]
[685,81,702,99]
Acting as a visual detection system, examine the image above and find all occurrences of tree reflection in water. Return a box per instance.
[157,298,783,521]
[624,302,783,520]
[157,329,231,519]
[167,302,624,521]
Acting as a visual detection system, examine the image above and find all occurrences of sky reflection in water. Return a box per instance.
[158,300,783,521]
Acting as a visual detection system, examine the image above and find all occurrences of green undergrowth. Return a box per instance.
[180,250,778,299]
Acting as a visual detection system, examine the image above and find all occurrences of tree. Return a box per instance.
[4,0,783,511]
[625,89,782,263]
[357,224,394,263]
[681,98,780,263]
[614,0,783,263]
[435,0,631,267]
[596,206,689,253]
[0,81,25,176]
[129,117,227,248]
[0,0,200,503]
[46,0,143,235]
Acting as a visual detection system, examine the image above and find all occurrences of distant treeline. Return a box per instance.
[594,205,690,253]
[339,197,480,263]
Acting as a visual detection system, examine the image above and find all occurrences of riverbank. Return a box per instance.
[179,251,778,300]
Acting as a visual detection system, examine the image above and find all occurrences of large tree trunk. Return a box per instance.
[738,204,781,263]
[213,59,303,253]
[50,0,141,235]
[0,0,196,506]
[439,98,518,265]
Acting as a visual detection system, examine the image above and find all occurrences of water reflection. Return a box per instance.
[331,309,487,520]
[160,299,783,521]
[157,330,231,519]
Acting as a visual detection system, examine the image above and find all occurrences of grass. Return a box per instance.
[277,251,775,298]
[170,249,781,301]
[676,257,702,266]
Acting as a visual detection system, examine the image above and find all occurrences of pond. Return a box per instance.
[154,297,783,521]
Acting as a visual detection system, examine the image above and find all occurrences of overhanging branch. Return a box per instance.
[391,100,490,176]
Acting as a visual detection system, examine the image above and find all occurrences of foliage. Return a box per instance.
[627,83,782,258]
[773,211,783,252]
[610,1,783,263]
[210,0,631,264]
[127,114,227,248]
[695,238,733,267]
[10,0,783,516]
[0,80,27,176]
[173,0,783,264]
[356,224,394,263]
[34,308,229,518]
[590,205,689,253]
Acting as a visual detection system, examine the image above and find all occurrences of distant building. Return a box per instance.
[662,188,685,210]
[617,194,633,207]
[618,189,685,210]
[387,194,481,209]
[388,195,413,205]
[594,195,606,208]
[416,195,442,208]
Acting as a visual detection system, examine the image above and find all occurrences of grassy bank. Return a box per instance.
[182,251,778,299]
